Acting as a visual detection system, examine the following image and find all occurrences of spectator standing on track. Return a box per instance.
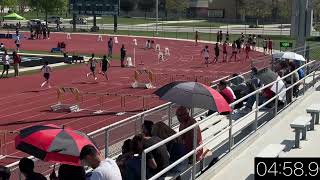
[86,53,98,81]
[40,61,52,88]
[229,41,238,62]
[252,35,257,51]
[13,51,21,77]
[268,38,273,55]
[195,31,199,46]
[100,55,110,80]
[214,43,220,63]
[236,38,241,54]
[1,50,10,78]
[201,45,210,67]
[108,38,113,58]
[19,157,47,180]
[0,165,11,180]
[222,41,228,62]
[226,31,230,42]
[219,31,223,43]
[245,41,251,61]
[15,35,21,52]
[216,31,220,43]
[80,145,122,180]
[263,38,268,55]
[120,44,126,68]
[176,106,203,161]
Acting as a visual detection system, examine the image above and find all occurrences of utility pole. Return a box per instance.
[156,0,158,35]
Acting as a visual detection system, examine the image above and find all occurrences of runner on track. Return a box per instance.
[99,55,110,80]
[40,61,52,88]
[86,53,98,81]
[201,45,210,67]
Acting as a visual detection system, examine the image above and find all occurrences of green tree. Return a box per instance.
[120,0,137,16]
[138,0,155,19]
[278,0,290,22]
[165,0,188,19]
[242,0,273,25]
[0,0,18,11]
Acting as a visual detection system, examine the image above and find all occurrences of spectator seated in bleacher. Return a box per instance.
[80,145,122,180]
[208,80,236,116]
[230,74,249,109]
[151,122,188,173]
[0,165,11,180]
[176,106,203,161]
[49,164,86,180]
[0,43,5,51]
[116,139,134,179]
[19,157,47,180]
[142,121,170,178]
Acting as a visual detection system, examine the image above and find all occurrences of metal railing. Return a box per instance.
[141,59,320,180]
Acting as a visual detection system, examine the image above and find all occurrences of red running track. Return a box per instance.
[0,32,269,165]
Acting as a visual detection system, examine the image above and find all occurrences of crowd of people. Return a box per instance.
[29,24,50,40]
[198,31,274,66]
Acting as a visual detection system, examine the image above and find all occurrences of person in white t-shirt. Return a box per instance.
[80,145,122,180]
[201,45,210,67]
[1,50,10,78]
[40,61,52,88]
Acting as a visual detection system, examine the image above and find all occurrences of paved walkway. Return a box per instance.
[200,83,320,180]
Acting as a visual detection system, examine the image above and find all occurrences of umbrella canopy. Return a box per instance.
[3,13,25,20]
[273,52,306,62]
[256,68,279,85]
[154,81,232,113]
[15,124,97,166]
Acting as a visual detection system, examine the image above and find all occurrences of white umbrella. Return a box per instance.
[272,52,306,62]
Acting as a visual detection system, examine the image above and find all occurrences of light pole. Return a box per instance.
[156,0,159,35]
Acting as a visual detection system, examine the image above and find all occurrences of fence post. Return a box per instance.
[275,81,279,116]
[191,108,195,117]
[291,74,294,101]
[168,104,173,127]
[254,93,259,131]
[141,151,147,180]
[313,71,316,87]
[192,127,198,180]
[303,78,306,95]
[104,128,109,158]
[228,112,233,152]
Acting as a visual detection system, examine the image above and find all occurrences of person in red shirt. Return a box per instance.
[245,42,251,61]
[268,38,273,55]
[176,106,203,161]
[222,41,228,62]
[12,51,21,77]
[217,80,236,104]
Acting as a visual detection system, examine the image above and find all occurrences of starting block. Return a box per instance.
[155,44,161,52]
[165,47,170,56]
[97,35,103,41]
[51,87,81,112]
[66,33,71,40]
[131,69,156,89]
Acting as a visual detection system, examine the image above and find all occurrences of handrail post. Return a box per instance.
[140,114,145,133]
[191,108,195,117]
[313,71,316,87]
[141,151,147,180]
[254,93,259,131]
[228,112,233,152]
[192,127,198,180]
[291,74,294,101]
[104,128,109,158]
[303,78,306,95]
[168,104,172,127]
[274,81,279,116]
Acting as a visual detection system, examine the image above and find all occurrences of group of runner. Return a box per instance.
[199,32,273,66]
